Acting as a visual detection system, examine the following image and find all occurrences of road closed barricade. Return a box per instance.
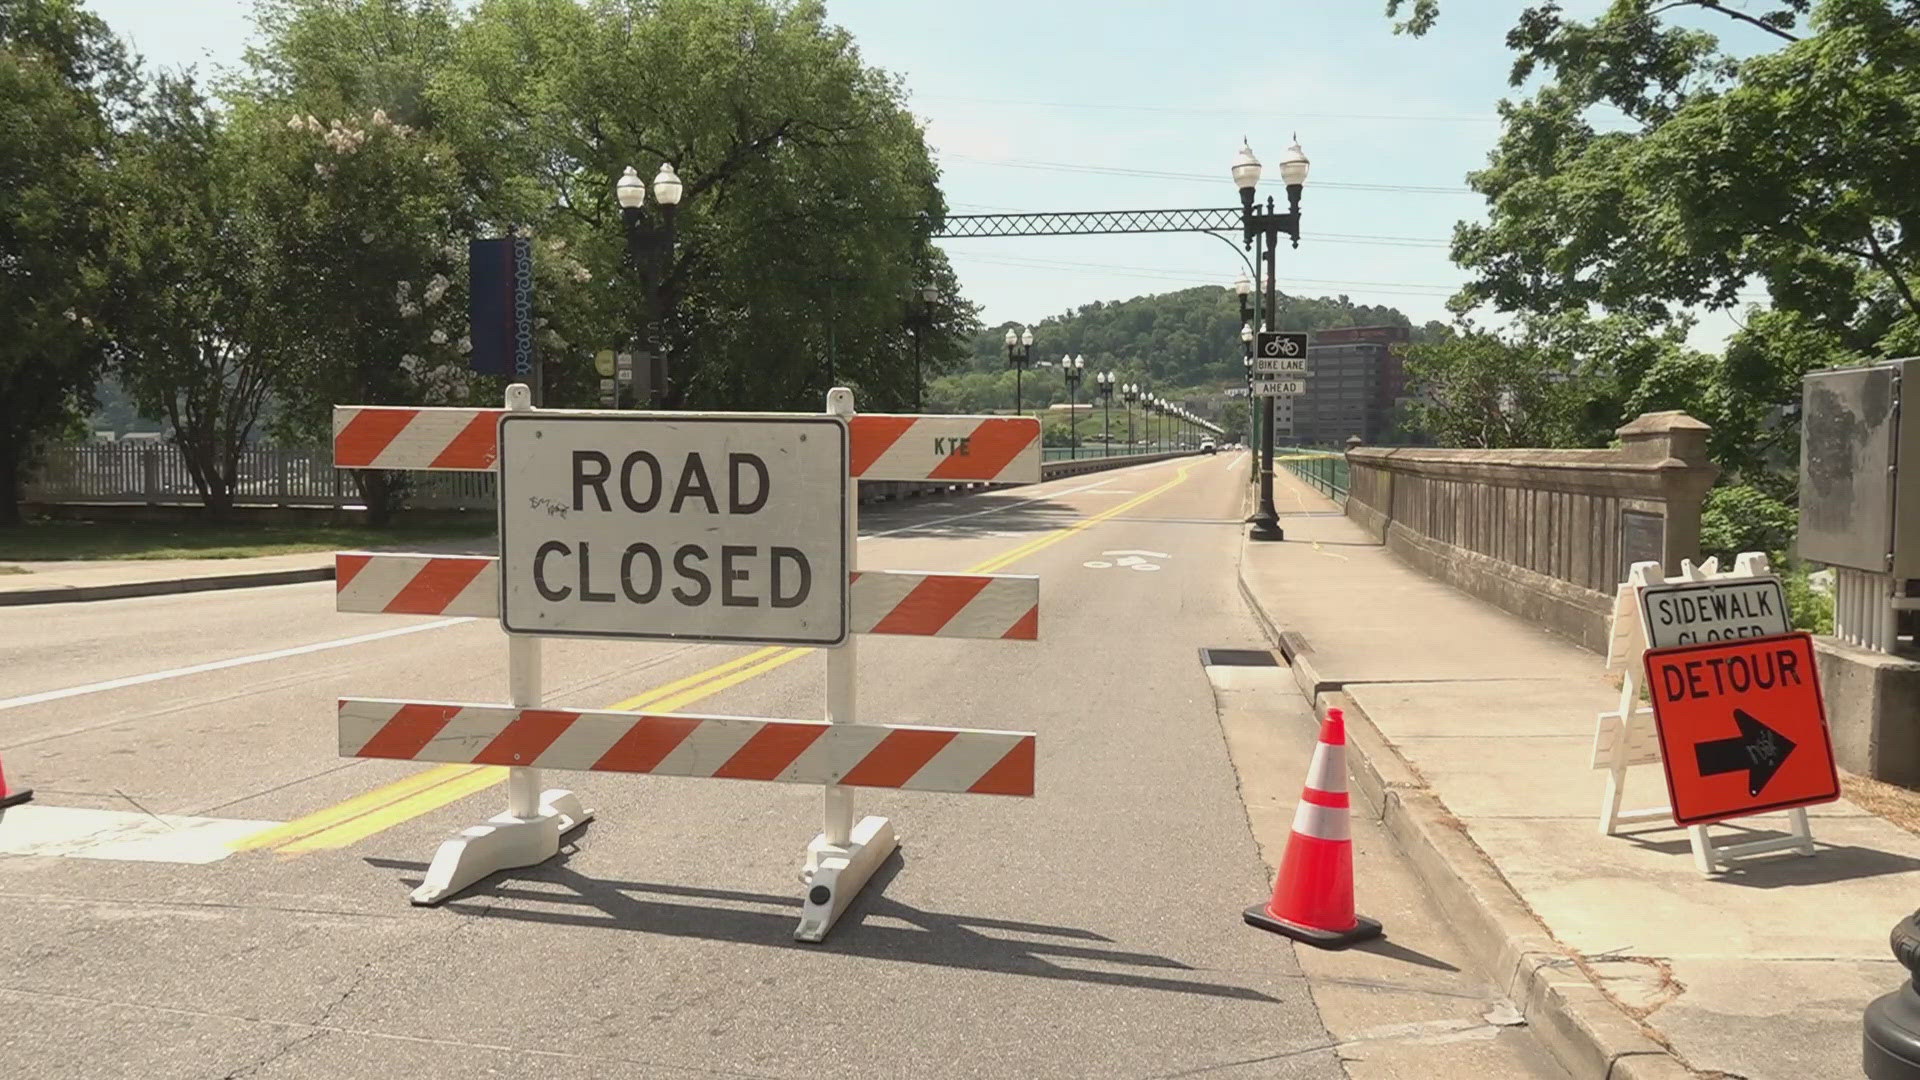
[329,386,1043,940]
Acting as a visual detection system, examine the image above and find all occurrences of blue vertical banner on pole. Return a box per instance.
[469,237,537,392]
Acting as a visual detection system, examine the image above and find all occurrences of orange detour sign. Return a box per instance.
[1642,632,1839,827]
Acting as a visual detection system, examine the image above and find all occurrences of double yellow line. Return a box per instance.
[238,458,1197,855]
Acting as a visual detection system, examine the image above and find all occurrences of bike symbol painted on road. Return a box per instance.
[1083,549,1170,572]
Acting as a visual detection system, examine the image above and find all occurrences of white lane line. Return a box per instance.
[0,617,471,713]
[0,806,281,864]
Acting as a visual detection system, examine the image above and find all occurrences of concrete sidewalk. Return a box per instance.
[0,552,337,605]
[1238,467,1912,1080]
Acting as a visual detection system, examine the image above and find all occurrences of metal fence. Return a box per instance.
[23,443,495,510]
[25,441,1186,510]
[1281,449,1348,501]
[1041,443,1162,461]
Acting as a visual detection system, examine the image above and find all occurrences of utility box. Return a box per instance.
[1800,358,1920,576]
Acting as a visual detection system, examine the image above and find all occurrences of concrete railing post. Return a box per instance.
[1614,411,1719,575]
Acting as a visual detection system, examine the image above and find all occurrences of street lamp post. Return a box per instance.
[1234,136,1309,542]
[910,285,941,412]
[616,164,682,407]
[1122,382,1138,451]
[1097,371,1114,458]
[1063,354,1085,459]
[1003,326,1034,417]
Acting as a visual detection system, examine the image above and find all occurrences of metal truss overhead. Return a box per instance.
[936,207,1243,239]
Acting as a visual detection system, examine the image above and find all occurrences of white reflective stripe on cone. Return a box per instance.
[1291,800,1351,842]
[1304,742,1348,794]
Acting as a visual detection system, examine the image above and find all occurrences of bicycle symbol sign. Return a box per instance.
[1257,331,1307,360]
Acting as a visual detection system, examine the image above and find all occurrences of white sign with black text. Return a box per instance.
[1636,576,1790,649]
[497,413,849,645]
[1253,356,1308,375]
[1252,378,1305,397]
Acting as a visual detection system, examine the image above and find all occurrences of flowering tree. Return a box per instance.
[230,101,475,521]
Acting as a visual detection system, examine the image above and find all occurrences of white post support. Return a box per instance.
[409,382,593,906]
[796,387,899,942]
[1596,561,1670,835]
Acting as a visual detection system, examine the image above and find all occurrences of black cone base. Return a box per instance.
[1244,903,1382,950]
[0,788,32,810]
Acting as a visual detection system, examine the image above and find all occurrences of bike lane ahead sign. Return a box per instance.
[1642,632,1840,826]
[497,412,849,646]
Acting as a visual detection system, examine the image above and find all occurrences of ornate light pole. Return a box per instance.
[1234,135,1309,541]
[616,163,683,406]
[1122,382,1138,450]
[1097,371,1114,458]
[1003,326,1034,417]
[1063,354,1085,459]
[908,285,941,412]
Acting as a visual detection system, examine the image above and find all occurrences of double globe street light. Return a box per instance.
[1096,370,1116,457]
[1233,135,1309,542]
[615,163,684,406]
[1004,326,1035,417]
[1062,354,1086,459]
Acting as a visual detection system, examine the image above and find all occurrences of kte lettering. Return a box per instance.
[934,436,971,456]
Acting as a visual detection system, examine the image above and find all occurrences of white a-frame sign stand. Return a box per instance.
[1591,552,1816,874]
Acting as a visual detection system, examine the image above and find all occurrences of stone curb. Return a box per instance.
[0,566,335,606]
[1235,555,1697,1080]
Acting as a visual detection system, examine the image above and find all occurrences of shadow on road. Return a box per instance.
[858,494,1085,541]
[1351,935,1461,972]
[1620,828,1920,887]
[365,851,1280,1004]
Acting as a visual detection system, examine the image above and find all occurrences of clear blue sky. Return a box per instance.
[91,0,1755,349]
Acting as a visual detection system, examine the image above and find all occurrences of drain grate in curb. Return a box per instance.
[1199,648,1279,667]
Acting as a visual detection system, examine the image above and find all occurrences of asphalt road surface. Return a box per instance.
[0,452,1568,1079]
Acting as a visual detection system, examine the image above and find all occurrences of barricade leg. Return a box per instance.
[797,388,898,942]
[410,600,593,906]
[1599,761,1626,835]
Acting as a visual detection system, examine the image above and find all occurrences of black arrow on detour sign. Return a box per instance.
[1694,708,1797,797]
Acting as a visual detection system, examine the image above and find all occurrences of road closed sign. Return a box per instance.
[497,413,849,646]
[1637,576,1790,649]
[1642,632,1839,826]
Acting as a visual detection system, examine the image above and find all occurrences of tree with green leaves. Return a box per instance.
[0,0,135,525]
[1383,1,1918,442]
[429,0,970,410]
[1382,1,1920,559]
[107,74,287,517]
[1400,324,1587,448]
[229,100,478,522]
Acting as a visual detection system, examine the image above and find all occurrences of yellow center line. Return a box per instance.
[245,456,1200,854]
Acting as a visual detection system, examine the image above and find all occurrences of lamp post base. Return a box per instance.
[1249,514,1285,542]
[1866,911,1920,1078]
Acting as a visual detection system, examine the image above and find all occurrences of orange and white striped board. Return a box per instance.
[333,406,505,471]
[339,699,1036,796]
[848,569,1036,639]
[333,405,1041,484]
[335,553,497,618]
[848,414,1040,484]
[334,554,1038,640]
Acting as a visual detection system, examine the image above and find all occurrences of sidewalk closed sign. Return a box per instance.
[497,413,849,645]
[1643,632,1839,826]
[1637,576,1790,649]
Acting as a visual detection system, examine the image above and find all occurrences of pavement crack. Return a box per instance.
[218,1028,330,1080]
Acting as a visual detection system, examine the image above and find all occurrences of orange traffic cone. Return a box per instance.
[0,754,31,810]
[1244,706,1381,949]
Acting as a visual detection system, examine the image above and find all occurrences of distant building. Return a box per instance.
[1288,325,1411,446]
